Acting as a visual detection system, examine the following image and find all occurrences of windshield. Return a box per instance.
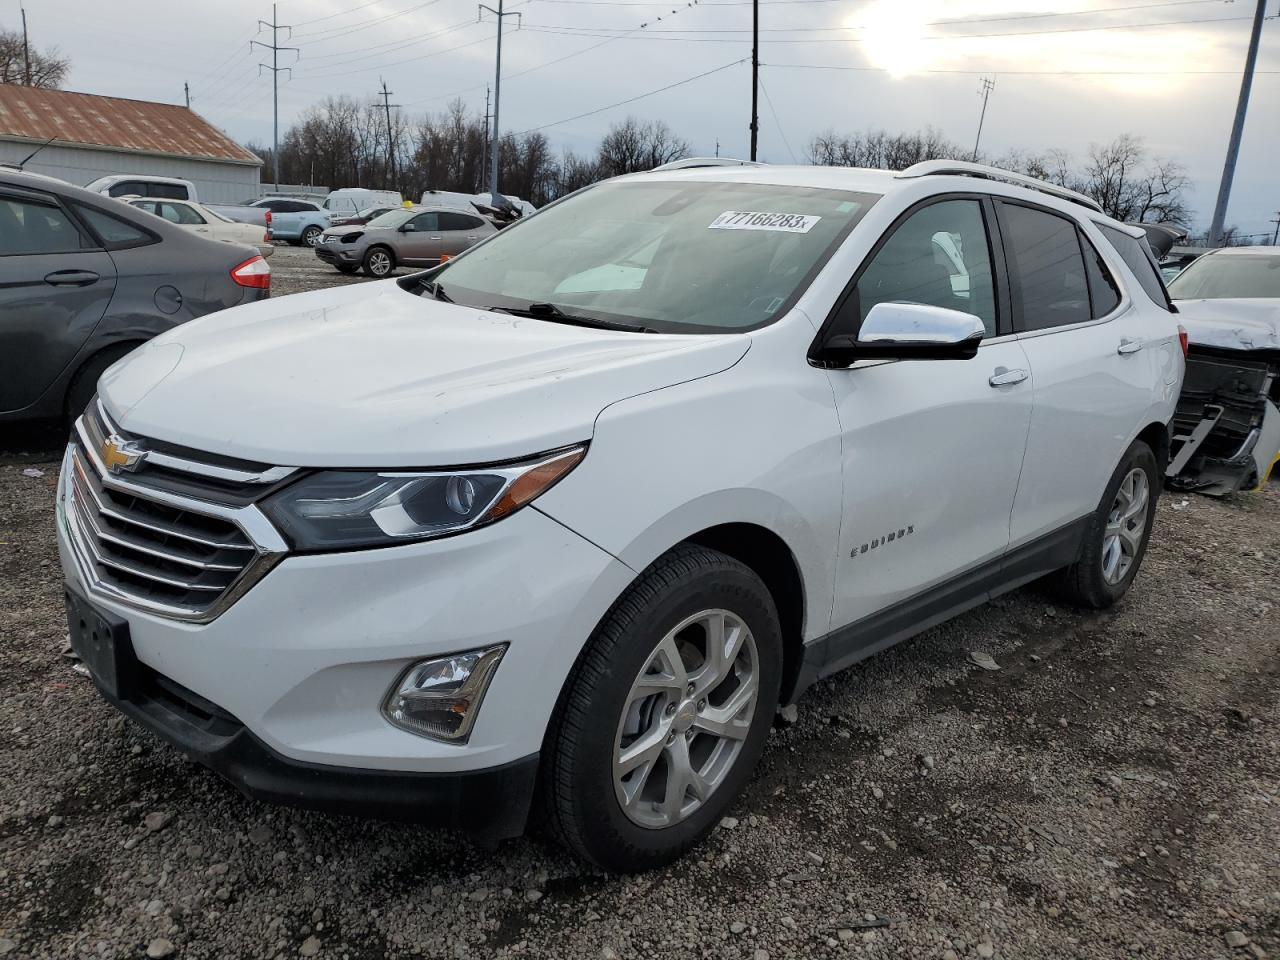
[430,180,879,333]
[367,209,416,229]
[1167,253,1280,300]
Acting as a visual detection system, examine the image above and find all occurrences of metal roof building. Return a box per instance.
[0,86,261,203]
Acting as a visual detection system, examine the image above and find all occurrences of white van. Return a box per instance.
[85,174,198,202]
[322,188,403,219]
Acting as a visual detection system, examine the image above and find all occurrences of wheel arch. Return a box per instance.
[1135,420,1170,479]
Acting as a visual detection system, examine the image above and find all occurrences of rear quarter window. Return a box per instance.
[1098,224,1172,310]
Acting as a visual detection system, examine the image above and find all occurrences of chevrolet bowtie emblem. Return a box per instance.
[100,434,146,474]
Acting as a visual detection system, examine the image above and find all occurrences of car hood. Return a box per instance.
[1175,298,1280,353]
[99,281,749,467]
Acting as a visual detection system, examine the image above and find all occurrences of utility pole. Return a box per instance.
[479,1,521,205]
[481,85,491,188]
[749,0,759,161]
[184,82,190,108]
[252,4,298,193]
[20,6,31,86]
[972,77,995,162]
[379,78,401,188]
[1271,212,1280,247]
[1208,0,1267,248]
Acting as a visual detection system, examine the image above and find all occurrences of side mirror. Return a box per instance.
[816,302,986,365]
[400,223,416,233]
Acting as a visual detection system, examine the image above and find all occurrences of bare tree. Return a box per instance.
[596,117,690,177]
[0,26,69,88]
[807,127,963,170]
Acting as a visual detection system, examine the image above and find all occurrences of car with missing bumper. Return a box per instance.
[314,205,497,276]
[1164,247,1280,495]
[57,161,1182,871]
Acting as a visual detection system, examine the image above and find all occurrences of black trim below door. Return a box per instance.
[785,515,1091,703]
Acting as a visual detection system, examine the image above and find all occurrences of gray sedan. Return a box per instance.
[314,206,496,277]
[0,169,270,425]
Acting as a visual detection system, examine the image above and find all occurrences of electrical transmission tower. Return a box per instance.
[253,3,299,192]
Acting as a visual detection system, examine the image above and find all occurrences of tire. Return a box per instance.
[64,343,139,423]
[541,544,782,872]
[301,225,323,247]
[1052,439,1159,609]
[362,246,396,278]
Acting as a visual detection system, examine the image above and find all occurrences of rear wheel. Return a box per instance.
[541,545,781,872]
[301,225,323,247]
[362,246,395,278]
[1053,439,1159,608]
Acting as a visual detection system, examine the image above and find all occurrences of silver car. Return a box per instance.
[314,206,497,277]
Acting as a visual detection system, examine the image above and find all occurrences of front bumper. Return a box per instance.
[314,244,358,264]
[79,625,538,838]
[56,447,635,784]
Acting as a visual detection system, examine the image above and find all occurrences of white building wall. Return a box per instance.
[0,141,261,204]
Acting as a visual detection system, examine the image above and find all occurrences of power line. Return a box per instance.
[519,58,746,133]
[757,73,795,162]
[301,32,496,79]
[292,0,445,40]
[291,0,388,28]
[299,18,477,61]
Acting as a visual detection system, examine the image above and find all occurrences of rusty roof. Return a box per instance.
[0,86,261,165]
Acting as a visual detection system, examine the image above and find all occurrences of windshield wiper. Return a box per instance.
[417,278,453,302]
[492,301,655,333]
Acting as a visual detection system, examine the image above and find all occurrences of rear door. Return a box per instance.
[996,200,1156,546]
[0,187,118,413]
[437,212,487,258]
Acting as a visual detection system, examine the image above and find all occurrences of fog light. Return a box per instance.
[381,645,507,742]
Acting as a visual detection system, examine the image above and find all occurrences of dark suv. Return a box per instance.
[0,168,271,425]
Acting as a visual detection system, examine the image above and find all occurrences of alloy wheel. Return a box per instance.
[613,609,759,829]
[303,227,322,247]
[368,250,392,276]
[1101,467,1149,584]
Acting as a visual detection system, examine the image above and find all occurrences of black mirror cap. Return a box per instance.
[812,333,983,367]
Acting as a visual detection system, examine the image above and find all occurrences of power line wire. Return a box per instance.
[292,0,444,40]
[291,0,388,28]
[757,73,795,162]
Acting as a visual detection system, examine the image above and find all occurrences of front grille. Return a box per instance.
[63,403,288,622]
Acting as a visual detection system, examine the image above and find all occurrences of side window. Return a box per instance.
[1099,224,1171,310]
[152,183,188,200]
[410,212,439,232]
[72,204,155,249]
[439,212,483,231]
[155,202,183,224]
[164,202,205,225]
[1080,231,1121,318]
[107,180,144,198]
[854,198,998,336]
[0,196,91,255]
[999,203,1090,331]
[132,200,160,216]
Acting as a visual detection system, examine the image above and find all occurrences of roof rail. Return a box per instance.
[895,160,1103,214]
[651,157,762,172]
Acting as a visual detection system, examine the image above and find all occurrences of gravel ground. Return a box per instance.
[1,251,1277,959]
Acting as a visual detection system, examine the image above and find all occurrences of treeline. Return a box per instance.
[246,95,1197,230]
[247,97,690,207]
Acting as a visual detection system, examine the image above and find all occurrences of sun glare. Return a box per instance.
[848,0,942,78]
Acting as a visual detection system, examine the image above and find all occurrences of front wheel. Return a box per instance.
[334,264,359,275]
[1053,439,1159,608]
[362,246,395,278]
[301,225,323,247]
[541,545,781,872]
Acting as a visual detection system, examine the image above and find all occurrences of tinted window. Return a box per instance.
[73,204,154,248]
[410,212,439,232]
[107,180,145,198]
[439,212,483,231]
[1099,224,1171,309]
[0,196,90,255]
[1081,231,1121,318]
[150,183,189,200]
[1000,203,1090,331]
[854,198,998,336]
[258,200,290,213]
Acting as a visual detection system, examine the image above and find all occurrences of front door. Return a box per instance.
[824,196,1033,633]
[0,188,117,413]
[398,211,441,265]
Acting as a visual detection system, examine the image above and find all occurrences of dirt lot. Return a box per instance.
[1,250,1277,959]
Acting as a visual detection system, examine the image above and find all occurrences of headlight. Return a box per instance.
[262,446,584,550]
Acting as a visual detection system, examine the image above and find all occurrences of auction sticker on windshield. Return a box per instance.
[709,211,821,233]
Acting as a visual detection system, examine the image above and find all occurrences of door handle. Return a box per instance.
[1117,338,1144,355]
[430,236,443,240]
[44,270,100,287]
[989,367,1029,387]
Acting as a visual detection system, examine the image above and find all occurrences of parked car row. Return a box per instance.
[123,197,274,258]
[315,205,497,276]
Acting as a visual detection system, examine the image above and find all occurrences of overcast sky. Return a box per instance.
[9,0,1278,234]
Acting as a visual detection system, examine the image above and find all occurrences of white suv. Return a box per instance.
[57,161,1184,870]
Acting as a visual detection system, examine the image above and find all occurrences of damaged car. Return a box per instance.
[1165,246,1280,495]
